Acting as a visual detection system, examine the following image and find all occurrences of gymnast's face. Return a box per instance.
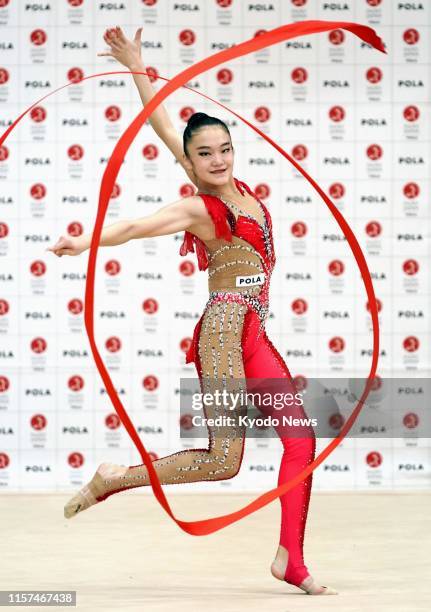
[183,126,234,187]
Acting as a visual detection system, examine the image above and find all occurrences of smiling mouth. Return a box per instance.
[211,168,227,174]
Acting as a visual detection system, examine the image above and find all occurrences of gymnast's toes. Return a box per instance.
[64,492,86,519]
[64,485,98,519]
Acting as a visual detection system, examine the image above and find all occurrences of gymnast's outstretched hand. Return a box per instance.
[97,25,143,69]
[46,235,88,257]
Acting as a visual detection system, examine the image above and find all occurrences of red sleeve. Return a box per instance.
[179,193,234,271]
[179,231,209,271]
[198,193,234,241]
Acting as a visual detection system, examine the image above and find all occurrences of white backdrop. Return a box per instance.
[0,0,430,493]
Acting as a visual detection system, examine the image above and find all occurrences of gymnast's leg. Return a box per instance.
[64,302,248,518]
[243,330,337,595]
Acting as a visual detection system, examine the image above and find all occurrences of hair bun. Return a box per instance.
[187,112,208,126]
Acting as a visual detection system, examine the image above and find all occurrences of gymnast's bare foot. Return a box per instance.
[270,545,338,595]
[64,462,128,519]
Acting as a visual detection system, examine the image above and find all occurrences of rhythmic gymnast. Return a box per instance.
[48,26,337,596]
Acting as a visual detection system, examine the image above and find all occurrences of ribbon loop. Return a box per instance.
[0,20,384,535]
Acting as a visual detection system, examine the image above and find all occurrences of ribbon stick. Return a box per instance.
[1,20,385,535]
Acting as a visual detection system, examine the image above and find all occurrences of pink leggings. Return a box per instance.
[190,303,316,586]
[243,326,316,586]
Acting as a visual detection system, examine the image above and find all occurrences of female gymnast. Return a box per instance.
[48,26,337,596]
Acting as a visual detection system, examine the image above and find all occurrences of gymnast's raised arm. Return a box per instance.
[98,26,198,187]
[46,196,207,258]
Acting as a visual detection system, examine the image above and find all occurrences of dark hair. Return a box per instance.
[183,112,231,157]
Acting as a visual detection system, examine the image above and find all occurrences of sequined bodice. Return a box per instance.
[179,178,276,331]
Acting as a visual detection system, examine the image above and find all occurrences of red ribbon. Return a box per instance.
[1,20,384,535]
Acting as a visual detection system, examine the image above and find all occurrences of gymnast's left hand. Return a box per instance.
[98,26,142,69]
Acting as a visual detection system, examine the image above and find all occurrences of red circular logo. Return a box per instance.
[105,336,121,353]
[403,182,419,199]
[105,260,121,276]
[179,29,196,46]
[403,336,419,352]
[30,183,46,199]
[0,299,9,316]
[370,376,383,392]
[143,375,159,391]
[30,106,46,123]
[293,375,307,391]
[291,67,307,84]
[105,105,121,122]
[30,260,46,277]
[366,67,383,84]
[329,413,345,431]
[291,298,307,315]
[146,66,159,83]
[111,183,121,198]
[329,182,345,199]
[31,414,47,431]
[217,68,233,85]
[403,105,419,122]
[31,337,47,354]
[180,183,195,198]
[0,452,10,469]
[329,29,344,45]
[143,144,159,160]
[0,222,8,238]
[366,144,382,160]
[254,106,270,122]
[403,413,419,429]
[67,67,84,83]
[291,221,307,238]
[30,29,47,46]
[68,452,84,468]
[67,221,83,237]
[328,260,344,276]
[366,298,382,312]
[68,298,83,315]
[329,105,345,122]
[366,451,382,468]
[0,376,10,393]
[0,145,9,161]
[179,260,195,276]
[365,220,382,238]
[68,375,84,391]
[255,183,270,199]
[142,298,158,314]
[0,68,9,85]
[180,337,192,354]
[105,413,121,429]
[180,414,194,430]
[402,259,419,276]
[180,106,195,122]
[292,144,307,160]
[68,144,84,161]
[403,28,419,45]
[329,336,345,353]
